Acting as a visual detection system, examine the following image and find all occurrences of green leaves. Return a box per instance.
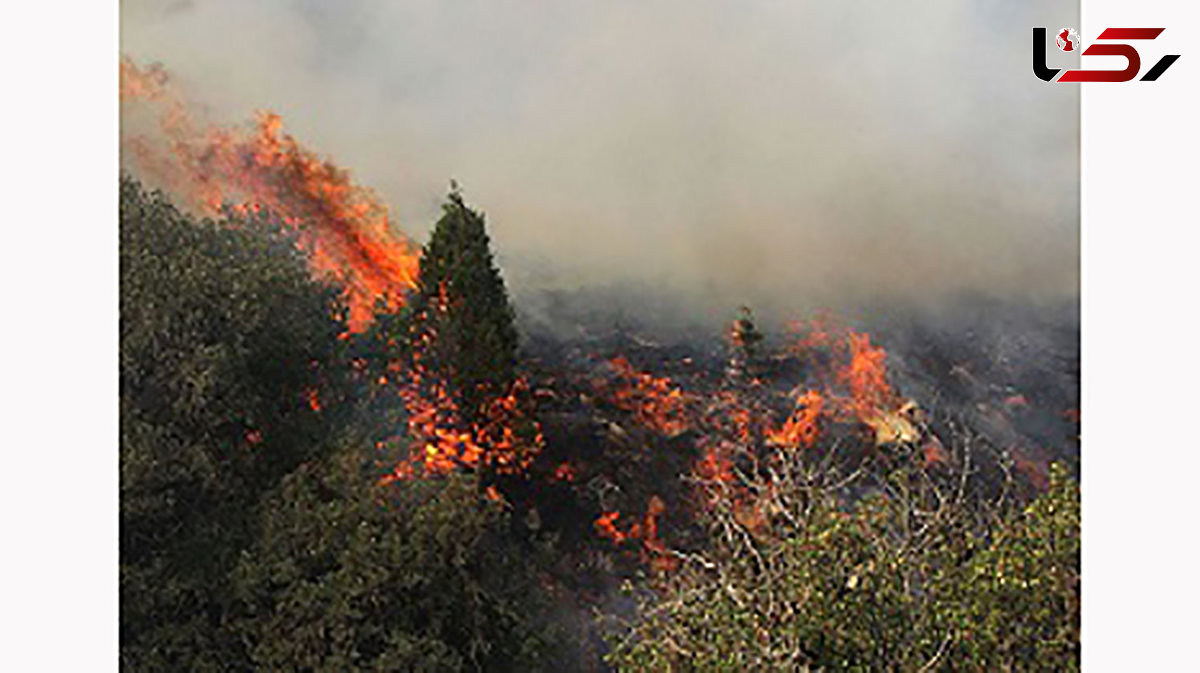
[412,190,519,423]
[608,459,1081,671]
[120,176,353,669]
[120,176,567,670]
[228,451,566,671]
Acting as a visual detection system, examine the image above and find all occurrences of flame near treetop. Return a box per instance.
[121,55,544,487]
[120,55,954,575]
[120,56,421,331]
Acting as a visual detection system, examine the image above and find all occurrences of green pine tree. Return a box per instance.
[412,185,518,424]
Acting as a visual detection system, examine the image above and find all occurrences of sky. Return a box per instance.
[120,0,1080,324]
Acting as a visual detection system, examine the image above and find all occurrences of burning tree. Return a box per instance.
[370,186,544,480]
[119,55,1081,671]
[119,176,571,670]
[411,186,519,425]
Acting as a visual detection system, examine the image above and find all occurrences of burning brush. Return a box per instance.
[121,55,1073,582]
[121,56,421,332]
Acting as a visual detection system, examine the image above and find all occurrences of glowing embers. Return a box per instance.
[595,496,677,572]
[381,367,543,480]
[605,356,695,437]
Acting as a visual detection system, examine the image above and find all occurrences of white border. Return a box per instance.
[1083,0,1199,668]
[4,0,1199,668]
[3,0,119,670]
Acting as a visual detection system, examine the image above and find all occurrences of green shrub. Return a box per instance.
[606,451,1079,672]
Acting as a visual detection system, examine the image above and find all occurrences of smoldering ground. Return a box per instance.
[121,0,1079,331]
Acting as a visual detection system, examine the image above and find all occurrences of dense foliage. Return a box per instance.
[228,451,566,671]
[120,176,352,669]
[606,449,1080,671]
[120,175,1080,671]
[412,187,519,423]
[119,177,563,670]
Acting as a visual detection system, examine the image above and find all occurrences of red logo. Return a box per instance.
[1056,28,1080,52]
[1033,27,1180,82]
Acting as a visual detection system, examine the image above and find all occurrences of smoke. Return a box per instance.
[121,0,1079,326]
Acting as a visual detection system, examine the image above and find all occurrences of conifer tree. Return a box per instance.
[412,185,518,423]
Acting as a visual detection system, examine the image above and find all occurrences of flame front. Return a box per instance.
[120,57,953,580]
[596,317,920,531]
[120,56,420,331]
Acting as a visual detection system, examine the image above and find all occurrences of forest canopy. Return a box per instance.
[119,175,1079,671]
[119,176,568,670]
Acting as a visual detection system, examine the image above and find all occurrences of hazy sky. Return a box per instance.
[121,0,1079,321]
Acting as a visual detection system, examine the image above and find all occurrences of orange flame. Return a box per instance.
[765,389,824,449]
[788,317,901,427]
[595,511,626,543]
[594,496,677,572]
[304,387,323,412]
[838,331,894,418]
[120,56,420,331]
[607,357,694,436]
[384,305,542,479]
[590,316,917,569]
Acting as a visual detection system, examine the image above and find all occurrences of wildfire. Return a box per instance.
[784,317,918,443]
[765,389,825,449]
[381,300,543,480]
[601,317,913,459]
[121,57,542,492]
[121,58,987,586]
[593,315,925,546]
[606,357,695,436]
[838,331,894,417]
[120,55,421,331]
[396,372,484,475]
[594,496,677,572]
[388,368,544,478]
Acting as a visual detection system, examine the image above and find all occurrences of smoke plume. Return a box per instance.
[121,0,1079,328]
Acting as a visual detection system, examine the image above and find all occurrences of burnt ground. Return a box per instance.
[494,291,1080,667]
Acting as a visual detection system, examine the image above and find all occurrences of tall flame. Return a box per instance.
[838,331,894,418]
[120,56,420,331]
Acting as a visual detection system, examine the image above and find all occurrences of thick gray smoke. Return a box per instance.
[121,0,1079,328]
